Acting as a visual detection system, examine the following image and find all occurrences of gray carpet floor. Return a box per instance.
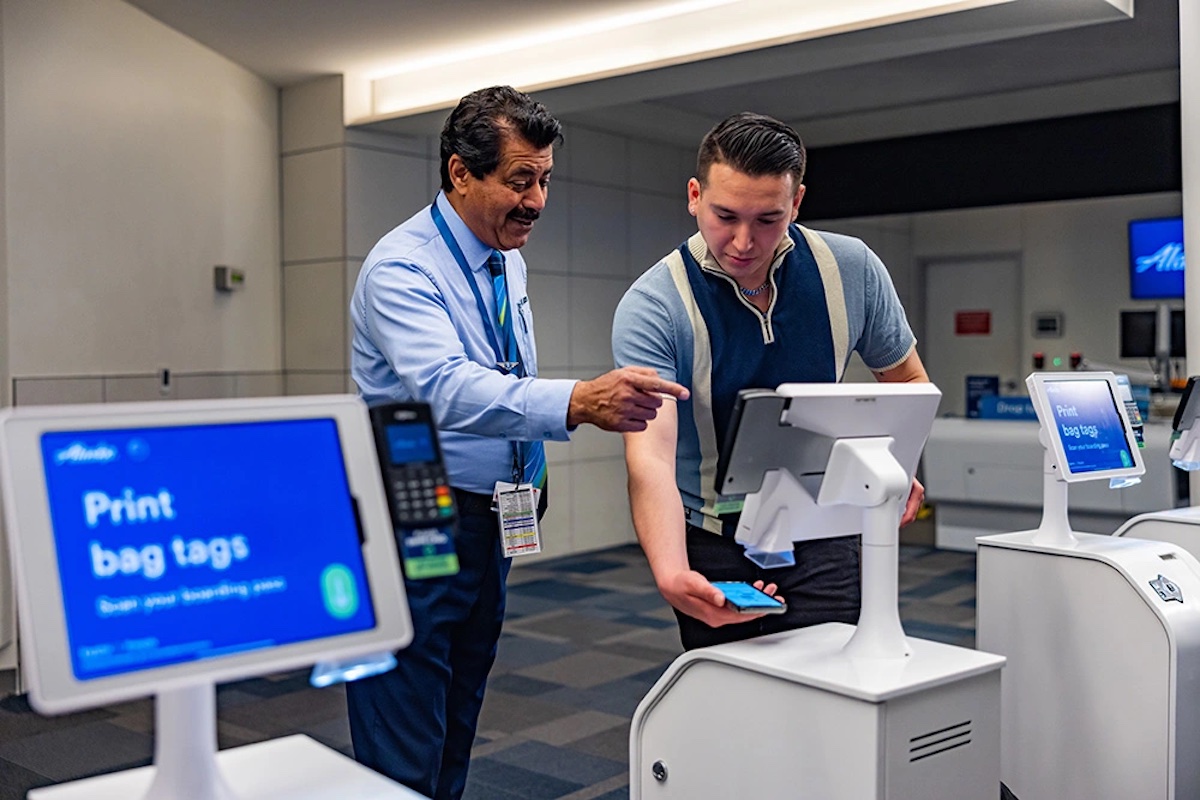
[0,540,976,799]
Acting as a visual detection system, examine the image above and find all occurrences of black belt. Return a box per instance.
[452,486,549,519]
[452,488,495,516]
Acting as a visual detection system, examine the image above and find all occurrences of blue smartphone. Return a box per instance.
[711,581,786,614]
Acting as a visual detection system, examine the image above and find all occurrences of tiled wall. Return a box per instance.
[11,371,289,407]
[280,77,697,560]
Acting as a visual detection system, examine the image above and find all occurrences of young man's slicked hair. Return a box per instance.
[439,86,563,191]
[696,112,806,188]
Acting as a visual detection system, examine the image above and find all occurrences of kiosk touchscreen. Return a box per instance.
[1026,372,1143,485]
[0,395,419,800]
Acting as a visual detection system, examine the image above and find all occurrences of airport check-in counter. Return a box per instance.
[924,418,1182,550]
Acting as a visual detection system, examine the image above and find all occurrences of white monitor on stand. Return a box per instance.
[1024,371,1144,546]
[717,382,942,658]
[0,395,417,800]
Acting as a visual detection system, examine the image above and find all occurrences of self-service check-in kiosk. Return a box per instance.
[0,396,429,800]
[977,372,1200,800]
[1116,376,1200,560]
[630,383,1004,800]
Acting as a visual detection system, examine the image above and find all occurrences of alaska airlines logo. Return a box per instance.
[1135,242,1185,274]
[54,442,118,465]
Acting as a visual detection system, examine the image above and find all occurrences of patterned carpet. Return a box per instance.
[0,541,977,799]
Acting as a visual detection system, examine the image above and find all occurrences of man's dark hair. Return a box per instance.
[696,112,806,188]
[440,86,563,191]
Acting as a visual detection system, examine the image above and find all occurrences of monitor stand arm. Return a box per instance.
[143,684,239,800]
[1032,428,1075,548]
[818,437,912,660]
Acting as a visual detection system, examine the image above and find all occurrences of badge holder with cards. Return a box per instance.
[369,402,460,580]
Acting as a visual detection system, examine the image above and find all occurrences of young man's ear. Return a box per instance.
[791,184,806,220]
[687,177,701,217]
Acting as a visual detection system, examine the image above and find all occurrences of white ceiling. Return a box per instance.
[124,0,1179,147]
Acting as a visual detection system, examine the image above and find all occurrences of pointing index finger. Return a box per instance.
[634,373,689,401]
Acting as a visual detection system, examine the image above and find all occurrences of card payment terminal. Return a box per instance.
[369,402,460,579]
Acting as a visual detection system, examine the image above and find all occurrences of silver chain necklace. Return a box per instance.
[739,278,771,297]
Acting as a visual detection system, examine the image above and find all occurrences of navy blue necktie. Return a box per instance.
[488,251,547,490]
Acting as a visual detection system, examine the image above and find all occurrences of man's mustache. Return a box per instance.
[509,209,540,223]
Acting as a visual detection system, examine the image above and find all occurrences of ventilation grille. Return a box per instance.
[909,720,971,763]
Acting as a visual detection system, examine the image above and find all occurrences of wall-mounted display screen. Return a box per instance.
[1119,309,1186,359]
[1129,216,1185,300]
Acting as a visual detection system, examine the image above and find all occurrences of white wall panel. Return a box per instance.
[570,184,629,277]
[282,148,344,263]
[4,0,280,377]
[629,192,688,278]
[523,180,571,275]
[562,126,626,185]
[281,75,344,154]
[570,277,629,369]
[571,458,637,552]
[527,274,570,370]
[284,261,347,371]
[345,147,431,259]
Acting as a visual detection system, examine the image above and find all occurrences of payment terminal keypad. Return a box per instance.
[390,465,455,527]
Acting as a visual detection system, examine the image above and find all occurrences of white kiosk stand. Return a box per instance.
[0,396,427,800]
[977,372,1200,800]
[630,383,1005,800]
[1116,374,1200,558]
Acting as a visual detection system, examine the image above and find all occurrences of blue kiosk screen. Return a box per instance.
[1042,380,1135,474]
[40,418,375,681]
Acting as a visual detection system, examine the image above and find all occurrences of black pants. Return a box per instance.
[346,494,510,800]
[676,525,861,650]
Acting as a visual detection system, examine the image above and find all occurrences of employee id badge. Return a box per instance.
[494,481,542,557]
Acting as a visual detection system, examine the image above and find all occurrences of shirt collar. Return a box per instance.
[687,227,796,276]
[435,192,495,272]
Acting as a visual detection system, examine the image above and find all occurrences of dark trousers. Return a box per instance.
[346,496,510,800]
[676,525,861,650]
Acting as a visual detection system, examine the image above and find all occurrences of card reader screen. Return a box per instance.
[385,422,436,465]
[1042,379,1135,474]
[40,418,376,681]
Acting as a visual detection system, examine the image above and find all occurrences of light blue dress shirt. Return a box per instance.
[351,192,577,494]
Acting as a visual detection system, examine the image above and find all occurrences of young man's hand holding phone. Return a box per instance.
[712,581,786,614]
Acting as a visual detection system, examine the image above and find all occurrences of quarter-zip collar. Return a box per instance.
[686,231,794,344]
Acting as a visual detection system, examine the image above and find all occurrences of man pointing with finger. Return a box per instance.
[347,86,687,800]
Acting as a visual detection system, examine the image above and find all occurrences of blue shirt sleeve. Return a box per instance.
[852,244,916,371]
[359,255,576,442]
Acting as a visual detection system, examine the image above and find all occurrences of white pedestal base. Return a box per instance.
[29,735,428,800]
[631,623,1004,800]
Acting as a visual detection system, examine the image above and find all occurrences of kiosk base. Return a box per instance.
[630,622,1003,799]
[28,735,427,800]
[978,530,1200,800]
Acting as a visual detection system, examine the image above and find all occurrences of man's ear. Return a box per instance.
[447,154,472,195]
[687,177,701,217]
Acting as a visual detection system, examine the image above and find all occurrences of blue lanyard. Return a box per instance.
[430,201,507,366]
[431,201,525,483]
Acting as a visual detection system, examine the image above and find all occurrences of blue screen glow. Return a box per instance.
[40,418,375,681]
[1043,380,1135,475]
[1129,216,1185,300]
[385,422,436,465]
